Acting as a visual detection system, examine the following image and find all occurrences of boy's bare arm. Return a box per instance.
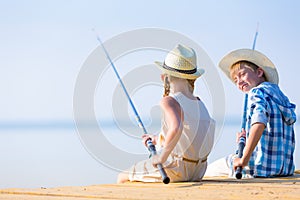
[241,123,265,165]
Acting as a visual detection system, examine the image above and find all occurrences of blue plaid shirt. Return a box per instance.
[246,82,296,177]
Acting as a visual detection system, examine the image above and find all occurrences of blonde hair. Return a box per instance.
[163,75,170,97]
[230,61,266,80]
[163,74,195,97]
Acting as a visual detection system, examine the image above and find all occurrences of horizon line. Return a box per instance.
[0,116,299,130]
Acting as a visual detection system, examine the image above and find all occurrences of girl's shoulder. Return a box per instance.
[160,96,180,108]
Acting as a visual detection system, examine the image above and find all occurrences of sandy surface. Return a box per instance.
[1,171,299,200]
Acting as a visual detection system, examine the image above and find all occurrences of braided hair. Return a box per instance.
[163,75,195,97]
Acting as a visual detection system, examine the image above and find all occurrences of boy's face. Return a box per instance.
[231,65,264,93]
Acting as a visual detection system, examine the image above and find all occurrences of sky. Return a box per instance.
[0,0,299,187]
[1,0,299,121]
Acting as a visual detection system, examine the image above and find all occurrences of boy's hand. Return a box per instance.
[233,157,246,171]
[236,128,246,143]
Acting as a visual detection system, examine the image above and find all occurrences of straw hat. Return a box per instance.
[219,48,279,84]
[155,44,205,80]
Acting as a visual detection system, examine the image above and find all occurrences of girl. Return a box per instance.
[117,44,215,183]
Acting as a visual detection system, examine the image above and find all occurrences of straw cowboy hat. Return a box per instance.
[219,48,279,84]
[155,44,205,80]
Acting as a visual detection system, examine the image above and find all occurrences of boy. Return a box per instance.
[207,49,296,178]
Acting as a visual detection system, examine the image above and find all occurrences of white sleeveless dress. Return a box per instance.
[128,92,215,182]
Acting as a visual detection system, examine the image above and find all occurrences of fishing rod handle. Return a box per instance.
[146,139,170,184]
[157,164,170,184]
[235,136,246,179]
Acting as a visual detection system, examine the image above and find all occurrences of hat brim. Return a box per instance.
[154,61,205,80]
[218,49,279,84]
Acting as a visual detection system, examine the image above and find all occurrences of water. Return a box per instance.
[0,128,117,189]
[0,121,299,189]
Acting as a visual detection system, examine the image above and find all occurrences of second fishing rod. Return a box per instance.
[235,24,259,179]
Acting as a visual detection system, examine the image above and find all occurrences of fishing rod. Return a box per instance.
[94,32,170,184]
[235,23,259,179]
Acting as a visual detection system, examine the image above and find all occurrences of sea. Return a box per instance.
[0,120,299,189]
